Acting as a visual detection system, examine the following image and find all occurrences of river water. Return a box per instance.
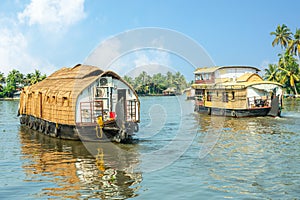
[0,96,299,199]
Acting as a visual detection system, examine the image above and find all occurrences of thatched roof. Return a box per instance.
[163,87,176,92]
[19,64,138,125]
[29,64,103,97]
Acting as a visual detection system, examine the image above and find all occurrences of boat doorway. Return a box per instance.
[268,95,280,116]
[117,89,127,120]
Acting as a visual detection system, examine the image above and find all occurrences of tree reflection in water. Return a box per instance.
[19,127,142,199]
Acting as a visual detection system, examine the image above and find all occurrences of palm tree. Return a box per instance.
[7,69,23,89]
[278,53,300,95]
[123,75,134,86]
[140,71,150,85]
[173,72,187,93]
[0,72,5,83]
[270,24,292,49]
[279,67,300,95]
[0,72,5,92]
[287,28,300,57]
[133,72,149,94]
[152,73,167,94]
[23,73,32,86]
[166,71,173,86]
[139,71,151,94]
[263,64,280,82]
[30,69,45,85]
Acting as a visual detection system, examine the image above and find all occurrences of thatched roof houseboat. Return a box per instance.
[18,64,140,142]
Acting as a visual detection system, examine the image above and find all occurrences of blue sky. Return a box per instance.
[0,0,299,80]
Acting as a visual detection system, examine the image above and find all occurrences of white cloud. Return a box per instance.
[0,0,86,76]
[0,28,56,75]
[134,51,170,67]
[84,37,122,69]
[18,0,86,32]
[108,50,172,77]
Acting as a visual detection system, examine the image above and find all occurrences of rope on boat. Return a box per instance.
[96,116,104,138]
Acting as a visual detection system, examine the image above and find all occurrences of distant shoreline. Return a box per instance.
[0,98,20,101]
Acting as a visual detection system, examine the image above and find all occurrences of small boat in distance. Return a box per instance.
[162,87,177,96]
[18,64,140,142]
[192,66,283,117]
[183,87,195,100]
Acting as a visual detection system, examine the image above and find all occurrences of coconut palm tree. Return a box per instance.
[152,73,167,94]
[123,75,134,86]
[23,73,32,86]
[279,67,300,95]
[30,69,46,85]
[287,28,300,57]
[7,69,23,89]
[270,24,292,49]
[0,72,5,92]
[140,71,150,85]
[166,71,173,86]
[173,72,187,93]
[278,53,300,95]
[263,64,280,82]
[133,71,150,94]
[0,72,5,83]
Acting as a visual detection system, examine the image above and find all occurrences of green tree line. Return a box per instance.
[124,71,188,95]
[264,24,300,96]
[0,69,46,98]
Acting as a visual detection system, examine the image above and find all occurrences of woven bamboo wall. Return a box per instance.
[19,64,103,126]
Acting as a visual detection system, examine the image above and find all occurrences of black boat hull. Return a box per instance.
[194,105,277,117]
[19,115,137,142]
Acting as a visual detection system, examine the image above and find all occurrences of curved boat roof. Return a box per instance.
[194,66,260,74]
[27,64,138,99]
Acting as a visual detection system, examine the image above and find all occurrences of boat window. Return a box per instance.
[204,73,211,80]
[208,73,211,80]
[195,74,203,81]
[62,97,69,106]
[222,92,228,102]
[195,89,203,95]
[207,92,212,101]
[51,96,56,104]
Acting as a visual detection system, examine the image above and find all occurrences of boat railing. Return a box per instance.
[126,100,137,122]
[247,96,271,108]
[194,95,204,106]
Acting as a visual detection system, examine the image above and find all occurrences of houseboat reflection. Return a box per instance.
[19,127,142,199]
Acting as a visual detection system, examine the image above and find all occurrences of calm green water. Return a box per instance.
[0,97,299,199]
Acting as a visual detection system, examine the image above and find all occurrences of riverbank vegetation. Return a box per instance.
[264,24,300,96]
[123,71,189,95]
[0,69,46,98]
